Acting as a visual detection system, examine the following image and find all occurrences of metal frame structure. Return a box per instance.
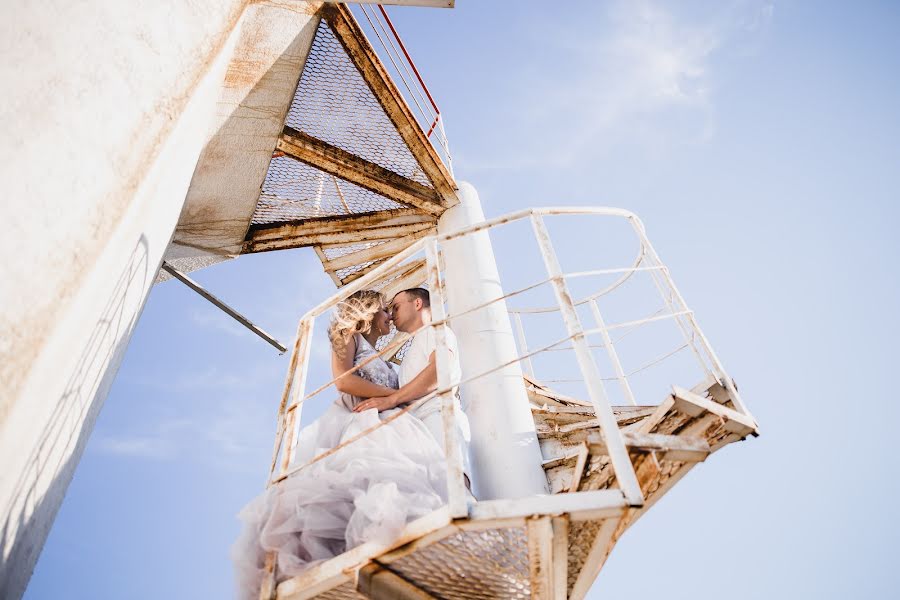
[258,207,758,599]
[238,3,458,295]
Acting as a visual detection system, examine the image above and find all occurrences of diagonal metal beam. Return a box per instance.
[160,263,287,353]
[357,562,437,600]
[243,208,435,253]
[324,4,458,205]
[336,258,387,285]
[324,1,454,7]
[378,259,428,299]
[320,228,431,272]
[277,126,444,215]
[246,222,433,252]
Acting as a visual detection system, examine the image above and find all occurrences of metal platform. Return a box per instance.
[256,206,759,600]
[271,375,757,600]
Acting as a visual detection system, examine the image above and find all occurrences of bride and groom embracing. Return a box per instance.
[232,288,471,598]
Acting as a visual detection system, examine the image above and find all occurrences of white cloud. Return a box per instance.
[94,436,175,459]
[93,398,273,471]
[544,0,722,159]
[204,396,272,459]
[189,308,257,340]
[123,361,285,394]
[93,417,191,459]
[466,0,774,171]
[97,360,282,466]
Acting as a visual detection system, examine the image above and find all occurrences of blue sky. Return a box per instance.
[25,1,900,598]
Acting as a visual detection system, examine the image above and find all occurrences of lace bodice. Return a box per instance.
[336,334,398,410]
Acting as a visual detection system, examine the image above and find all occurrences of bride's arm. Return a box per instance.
[353,353,436,413]
[332,338,397,398]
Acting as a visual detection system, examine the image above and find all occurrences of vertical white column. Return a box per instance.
[0,27,242,595]
[437,182,548,500]
[0,3,321,597]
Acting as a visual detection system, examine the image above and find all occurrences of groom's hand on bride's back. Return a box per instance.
[353,395,398,413]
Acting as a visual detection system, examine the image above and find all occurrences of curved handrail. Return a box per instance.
[298,207,643,322]
[268,205,753,495]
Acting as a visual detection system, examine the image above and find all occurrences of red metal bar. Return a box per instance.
[425,114,440,138]
[378,4,440,115]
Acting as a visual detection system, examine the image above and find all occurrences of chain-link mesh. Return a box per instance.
[318,241,392,283]
[386,527,531,599]
[566,518,606,594]
[310,581,368,600]
[253,157,407,224]
[287,19,432,188]
[371,261,425,293]
[301,520,616,600]
[374,324,412,364]
[335,260,379,281]
[321,241,387,261]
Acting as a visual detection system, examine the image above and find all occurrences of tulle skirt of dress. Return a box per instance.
[231,403,448,599]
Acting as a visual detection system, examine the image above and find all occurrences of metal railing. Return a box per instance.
[266,206,753,524]
[354,3,454,176]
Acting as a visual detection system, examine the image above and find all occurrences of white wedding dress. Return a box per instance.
[231,335,448,599]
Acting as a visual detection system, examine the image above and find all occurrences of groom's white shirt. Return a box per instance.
[399,327,461,397]
[399,325,471,473]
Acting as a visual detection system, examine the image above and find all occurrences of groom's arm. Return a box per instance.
[391,352,438,406]
[353,352,437,412]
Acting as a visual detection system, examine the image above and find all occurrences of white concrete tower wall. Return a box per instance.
[438,182,549,500]
[169,4,322,263]
[0,2,319,597]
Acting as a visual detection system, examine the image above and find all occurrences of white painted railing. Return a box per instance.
[353,3,454,175]
[266,207,751,514]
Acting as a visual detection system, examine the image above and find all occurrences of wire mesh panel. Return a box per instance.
[566,518,605,595]
[321,241,388,261]
[352,4,454,175]
[335,260,379,281]
[319,240,390,281]
[371,323,412,365]
[387,527,531,599]
[254,157,407,224]
[287,19,433,188]
[311,582,368,600]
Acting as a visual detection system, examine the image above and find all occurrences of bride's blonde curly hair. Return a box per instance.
[327,290,387,358]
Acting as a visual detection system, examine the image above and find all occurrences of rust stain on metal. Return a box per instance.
[277,126,444,213]
[243,208,436,253]
[323,4,458,205]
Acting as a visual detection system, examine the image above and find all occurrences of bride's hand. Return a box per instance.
[353,395,397,413]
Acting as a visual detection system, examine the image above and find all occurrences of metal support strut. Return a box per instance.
[161,262,287,354]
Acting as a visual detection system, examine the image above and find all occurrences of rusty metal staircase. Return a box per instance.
[256,206,758,600]
[265,373,756,600]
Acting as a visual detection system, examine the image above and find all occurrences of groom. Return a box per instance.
[353,288,472,484]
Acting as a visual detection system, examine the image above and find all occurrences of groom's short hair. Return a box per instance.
[401,287,430,309]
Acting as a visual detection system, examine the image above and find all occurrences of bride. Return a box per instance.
[231,290,448,598]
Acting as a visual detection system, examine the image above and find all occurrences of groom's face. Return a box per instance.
[389,291,418,333]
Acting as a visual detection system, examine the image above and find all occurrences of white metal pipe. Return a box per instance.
[512,312,535,379]
[564,265,665,279]
[589,299,637,406]
[298,208,642,324]
[629,223,713,381]
[425,238,468,517]
[437,182,548,500]
[530,215,643,506]
[268,320,307,479]
[283,319,314,472]
[161,262,287,353]
[628,218,753,420]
